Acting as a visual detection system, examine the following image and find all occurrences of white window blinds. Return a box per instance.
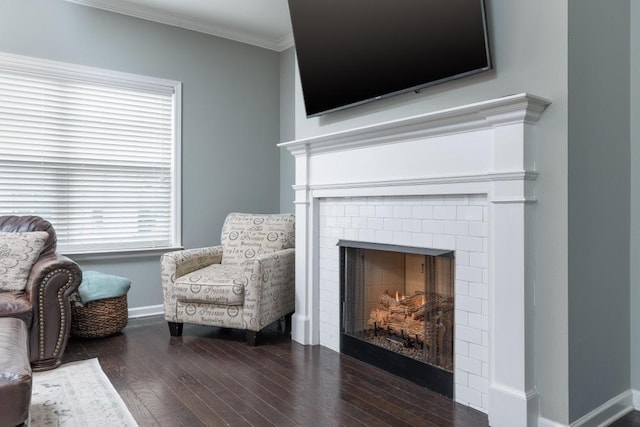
[0,53,181,254]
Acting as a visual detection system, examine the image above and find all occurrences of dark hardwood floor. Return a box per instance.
[63,315,488,426]
[63,316,640,427]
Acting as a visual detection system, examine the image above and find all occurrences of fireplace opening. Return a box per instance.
[338,240,454,397]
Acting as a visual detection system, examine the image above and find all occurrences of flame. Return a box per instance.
[422,295,426,305]
[395,290,400,302]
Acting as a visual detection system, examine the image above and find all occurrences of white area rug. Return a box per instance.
[31,358,138,426]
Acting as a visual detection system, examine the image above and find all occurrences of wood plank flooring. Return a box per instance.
[63,315,488,426]
[62,315,640,426]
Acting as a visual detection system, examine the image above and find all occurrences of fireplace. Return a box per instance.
[339,240,455,397]
[279,94,550,425]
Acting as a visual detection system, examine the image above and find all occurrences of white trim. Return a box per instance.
[0,51,179,92]
[63,0,294,52]
[128,304,164,319]
[278,93,551,156]
[570,390,633,427]
[634,389,640,409]
[538,417,566,427]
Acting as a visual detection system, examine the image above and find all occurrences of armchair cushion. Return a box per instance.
[173,264,245,306]
[220,213,295,266]
[0,231,49,292]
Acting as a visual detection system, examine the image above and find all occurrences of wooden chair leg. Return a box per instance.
[168,321,183,337]
[246,330,258,346]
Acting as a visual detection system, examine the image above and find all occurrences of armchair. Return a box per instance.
[0,215,82,371]
[161,213,295,345]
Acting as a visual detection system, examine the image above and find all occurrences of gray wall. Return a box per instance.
[631,1,640,394]
[279,47,296,213]
[287,0,571,422]
[0,0,282,310]
[568,0,631,422]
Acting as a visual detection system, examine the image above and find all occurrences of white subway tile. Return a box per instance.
[412,205,433,219]
[456,266,483,283]
[422,219,445,234]
[468,373,489,394]
[456,325,483,345]
[393,205,412,218]
[375,230,393,243]
[367,218,384,230]
[456,295,482,314]
[455,354,482,376]
[445,220,469,236]
[469,343,489,363]
[455,309,469,326]
[455,280,469,296]
[469,282,488,300]
[352,217,368,229]
[455,369,469,386]
[455,385,482,408]
[433,205,457,220]
[469,221,488,237]
[455,339,470,356]
[358,229,376,241]
[455,250,470,266]
[469,252,488,268]
[411,233,433,248]
[433,234,456,250]
[360,206,376,217]
[375,205,394,218]
[402,219,422,233]
[393,232,412,246]
[468,313,489,332]
[456,235,484,252]
[345,205,360,217]
[457,206,483,221]
[384,218,403,231]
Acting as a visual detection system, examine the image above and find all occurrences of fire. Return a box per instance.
[395,290,400,302]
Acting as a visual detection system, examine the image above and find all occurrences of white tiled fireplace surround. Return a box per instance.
[280,93,551,427]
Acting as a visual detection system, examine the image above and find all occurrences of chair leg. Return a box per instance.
[168,321,183,337]
[246,330,258,346]
[284,312,293,335]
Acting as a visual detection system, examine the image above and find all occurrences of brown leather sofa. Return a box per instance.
[0,216,82,371]
[0,317,32,427]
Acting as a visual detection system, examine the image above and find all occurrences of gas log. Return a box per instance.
[368,290,454,366]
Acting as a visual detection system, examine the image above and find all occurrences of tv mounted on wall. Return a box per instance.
[287,0,492,118]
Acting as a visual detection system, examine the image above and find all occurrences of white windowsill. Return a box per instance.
[63,246,184,262]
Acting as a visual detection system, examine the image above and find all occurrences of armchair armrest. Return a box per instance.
[24,253,82,369]
[242,248,295,332]
[161,246,223,321]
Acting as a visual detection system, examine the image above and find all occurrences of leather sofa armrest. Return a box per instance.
[242,248,295,332]
[23,254,82,369]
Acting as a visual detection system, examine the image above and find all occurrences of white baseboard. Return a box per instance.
[570,390,633,427]
[128,304,163,319]
[538,390,634,427]
[538,417,565,427]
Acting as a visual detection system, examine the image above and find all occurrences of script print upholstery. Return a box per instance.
[161,213,295,338]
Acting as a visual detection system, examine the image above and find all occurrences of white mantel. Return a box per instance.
[279,93,551,427]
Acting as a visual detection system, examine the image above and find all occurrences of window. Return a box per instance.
[0,53,181,254]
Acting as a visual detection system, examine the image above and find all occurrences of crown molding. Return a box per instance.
[64,0,294,52]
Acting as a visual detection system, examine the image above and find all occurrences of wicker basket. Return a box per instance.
[71,294,128,338]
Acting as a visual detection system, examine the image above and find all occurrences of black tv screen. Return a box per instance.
[288,0,492,117]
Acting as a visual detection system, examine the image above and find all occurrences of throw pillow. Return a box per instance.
[0,231,49,292]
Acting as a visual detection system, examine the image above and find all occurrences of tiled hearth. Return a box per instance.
[280,94,551,427]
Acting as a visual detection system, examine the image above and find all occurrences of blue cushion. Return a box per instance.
[78,270,131,304]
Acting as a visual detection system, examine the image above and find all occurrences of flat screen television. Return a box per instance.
[287,0,492,117]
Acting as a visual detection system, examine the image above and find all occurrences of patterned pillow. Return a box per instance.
[221,213,295,265]
[0,231,49,292]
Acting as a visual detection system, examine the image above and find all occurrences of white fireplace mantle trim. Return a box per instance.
[279,93,550,156]
[281,93,551,427]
